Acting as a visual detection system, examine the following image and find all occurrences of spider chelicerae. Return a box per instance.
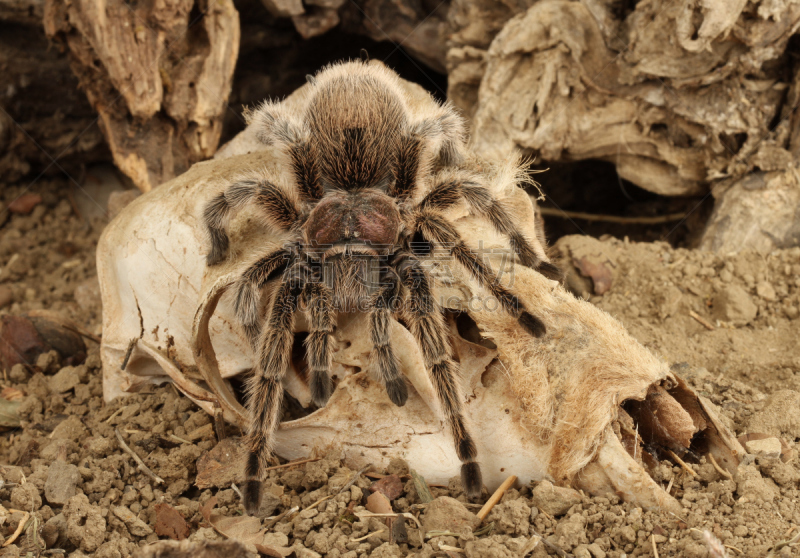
[202,59,562,514]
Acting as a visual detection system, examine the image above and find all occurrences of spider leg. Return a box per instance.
[243,262,307,515]
[393,251,482,498]
[203,179,300,265]
[302,281,334,407]
[420,178,562,281]
[233,247,295,348]
[369,267,408,406]
[250,102,324,201]
[412,210,547,337]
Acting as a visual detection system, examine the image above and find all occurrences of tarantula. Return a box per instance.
[202,60,562,514]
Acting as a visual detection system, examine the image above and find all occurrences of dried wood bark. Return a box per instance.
[43,0,240,192]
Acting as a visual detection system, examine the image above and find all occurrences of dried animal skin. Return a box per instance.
[98,69,744,512]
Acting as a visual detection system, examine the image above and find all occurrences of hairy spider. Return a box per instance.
[202,60,562,514]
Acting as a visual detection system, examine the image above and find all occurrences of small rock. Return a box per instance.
[756,281,777,301]
[49,365,84,393]
[0,285,12,309]
[712,285,757,324]
[554,514,588,550]
[745,437,782,459]
[35,350,61,374]
[8,193,43,214]
[421,496,480,535]
[256,482,284,518]
[45,461,82,505]
[114,505,154,537]
[42,513,68,548]
[531,480,582,516]
[51,415,89,441]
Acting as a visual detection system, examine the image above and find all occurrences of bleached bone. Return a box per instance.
[98,70,744,512]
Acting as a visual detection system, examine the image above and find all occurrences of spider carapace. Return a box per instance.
[202,60,562,514]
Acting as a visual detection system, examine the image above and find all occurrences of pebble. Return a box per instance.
[420,496,480,535]
[756,281,777,301]
[113,505,154,536]
[8,193,43,214]
[531,480,582,516]
[45,461,82,505]
[712,285,757,324]
[744,437,782,459]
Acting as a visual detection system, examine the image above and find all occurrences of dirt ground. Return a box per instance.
[1,178,799,558]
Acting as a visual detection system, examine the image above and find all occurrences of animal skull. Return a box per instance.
[97,70,744,512]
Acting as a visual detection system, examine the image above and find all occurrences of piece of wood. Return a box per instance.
[43,0,241,192]
[476,475,516,522]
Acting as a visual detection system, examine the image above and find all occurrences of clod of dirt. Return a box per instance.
[712,285,758,324]
[48,364,88,393]
[41,513,68,548]
[64,493,107,552]
[487,499,532,536]
[0,285,12,309]
[10,482,41,510]
[420,496,480,535]
[734,464,779,503]
[134,540,250,558]
[113,505,154,537]
[195,437,244,489]
[531,480,582,516]
[746,390,800,439]
[44,460,81,505]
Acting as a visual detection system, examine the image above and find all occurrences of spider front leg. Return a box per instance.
[369,267,408,407]
[302,281,334,407]
[420,176,562,281]
[413,210,547,337]
[394,252,483,498]
[203,179,300,265]
[243,265,306,515]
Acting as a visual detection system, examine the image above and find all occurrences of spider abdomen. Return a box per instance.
[305,190,401,253]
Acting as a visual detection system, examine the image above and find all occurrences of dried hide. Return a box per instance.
[98,75,743,513]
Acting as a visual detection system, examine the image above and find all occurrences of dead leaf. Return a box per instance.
[155,503,190,541]
[8,193,42,214]
[196,438,245,489]
[200,494,293,556]
[369,474,404,500]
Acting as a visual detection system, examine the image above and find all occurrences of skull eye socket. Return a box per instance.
[410,231,432,256]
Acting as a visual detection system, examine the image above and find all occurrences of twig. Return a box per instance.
[264,506,298,529]
[336,463,372,496]
[3,510,30,547]
[651,534,659,558]
[665,478,674,495]
[115,428,164,484]
[707,453,732,480]
[725,545,743,555]
[477,475,517,522]
[350,530,386,542]
[667,450,697,477]
[472,522,495,537]
[263,457,321,472]
[231,483,243,501]
[689,311,715,331]
[104,407,125,424]
[538,207,687,224]
[121,338,137,370]
[438,544,465,553]
[425,530,462,539]
[169,434,192,445]
[62,324,101,344]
